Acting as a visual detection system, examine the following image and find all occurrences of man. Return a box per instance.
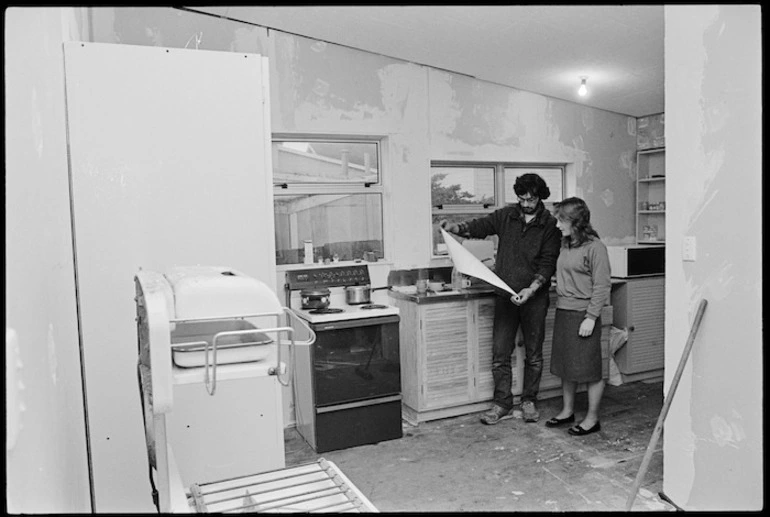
[441,173,561,424]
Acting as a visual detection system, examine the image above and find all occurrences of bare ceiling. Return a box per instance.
[189,5,664,118]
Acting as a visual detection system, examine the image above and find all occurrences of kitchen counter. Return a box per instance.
[388,284,565,304]
[388,286,497,304]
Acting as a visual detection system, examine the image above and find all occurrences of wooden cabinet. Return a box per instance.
[636,148,666,243]
[419,300,473,410]
[611,276,665,374]
[392,292,613,423]
[473,297,497,400]
[391,295,524,424]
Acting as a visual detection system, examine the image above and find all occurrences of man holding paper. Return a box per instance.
[441,173,561,425]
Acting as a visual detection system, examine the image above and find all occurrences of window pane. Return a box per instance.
[431,214,498,256]
[274,193,383,265]
[503,167,564,203]
[273,141,379,184]
[431,167,495,206]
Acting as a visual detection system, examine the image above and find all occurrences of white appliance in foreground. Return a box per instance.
[135,266,377,512]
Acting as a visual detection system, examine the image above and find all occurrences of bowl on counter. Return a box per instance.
[428,281,445,293]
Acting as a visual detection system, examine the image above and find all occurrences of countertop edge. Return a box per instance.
[388,285,561,304]
[388,288,497,304]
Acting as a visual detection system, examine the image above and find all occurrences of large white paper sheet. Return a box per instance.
[440,228,520,301]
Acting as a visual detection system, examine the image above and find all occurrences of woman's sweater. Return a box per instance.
[555,237,611,319]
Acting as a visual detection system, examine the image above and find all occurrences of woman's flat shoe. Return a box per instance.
[545,414,575,427]
[568,422,601,436]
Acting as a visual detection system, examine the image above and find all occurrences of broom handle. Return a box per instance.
[625,298,708,511]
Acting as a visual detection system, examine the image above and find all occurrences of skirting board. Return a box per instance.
[402,401,495,426]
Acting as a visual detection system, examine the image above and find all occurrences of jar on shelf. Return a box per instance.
[642,225,659,241]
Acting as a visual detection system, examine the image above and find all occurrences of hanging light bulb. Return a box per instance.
[578,77,588,97]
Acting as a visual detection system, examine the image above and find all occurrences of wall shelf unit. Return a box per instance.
[636,148,666,243]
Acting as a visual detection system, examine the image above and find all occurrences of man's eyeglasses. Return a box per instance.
[517,195,539,206]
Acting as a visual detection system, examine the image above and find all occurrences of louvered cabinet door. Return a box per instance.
[613,276,665,373]
[537,293,562,391]
[473,298,496,400]
[419,302,474,410]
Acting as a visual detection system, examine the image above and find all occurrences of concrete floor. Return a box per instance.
[285,380,675,512]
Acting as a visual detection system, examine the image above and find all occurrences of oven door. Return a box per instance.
[311,315,400,407]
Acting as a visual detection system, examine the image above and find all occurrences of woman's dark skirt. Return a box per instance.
[550,309,603,383]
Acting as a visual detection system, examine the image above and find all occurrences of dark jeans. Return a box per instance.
[491,289,549,410]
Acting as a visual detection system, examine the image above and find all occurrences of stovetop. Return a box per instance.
[291,300,399,324]
[286,265,399,324]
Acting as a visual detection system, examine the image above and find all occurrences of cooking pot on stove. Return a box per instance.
[300,287,330,310]
[345,284,390,305]
[345,284,371,305]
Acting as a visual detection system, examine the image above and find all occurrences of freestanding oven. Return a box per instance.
[286,265,403,453]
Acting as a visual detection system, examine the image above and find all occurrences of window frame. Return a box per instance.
[430,161,566,258]
[272,135,388,268]
[272,136,382,188]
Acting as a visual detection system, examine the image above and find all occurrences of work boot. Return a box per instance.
[521,400,540,423]
[480,405,514,425]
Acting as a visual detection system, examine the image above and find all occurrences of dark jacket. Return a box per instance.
[459,202,561,293]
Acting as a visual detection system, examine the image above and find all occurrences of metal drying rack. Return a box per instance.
[187,457,377,513]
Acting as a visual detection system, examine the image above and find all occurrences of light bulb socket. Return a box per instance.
[578,77,588,97]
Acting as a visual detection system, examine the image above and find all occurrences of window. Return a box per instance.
[431,162,565,256]
[273,138,384,265]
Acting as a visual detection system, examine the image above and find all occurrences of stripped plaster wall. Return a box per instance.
[268,29,640,266]
[266,30,431,270]
[90,7,639,273]
[5,7,91,513]
[664,5,762,510]
[427,71,639,253]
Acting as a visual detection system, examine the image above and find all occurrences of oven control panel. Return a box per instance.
[286,265,371,289]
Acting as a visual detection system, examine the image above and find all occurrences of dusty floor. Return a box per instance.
[285,380,673,512]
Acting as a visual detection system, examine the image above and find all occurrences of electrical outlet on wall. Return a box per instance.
[683,236,697,261]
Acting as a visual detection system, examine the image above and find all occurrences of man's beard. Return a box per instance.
[521,205,537,215]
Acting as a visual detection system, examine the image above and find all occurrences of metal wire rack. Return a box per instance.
[187,458,377,513]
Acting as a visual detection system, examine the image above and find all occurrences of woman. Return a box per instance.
[546,197,611,436]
